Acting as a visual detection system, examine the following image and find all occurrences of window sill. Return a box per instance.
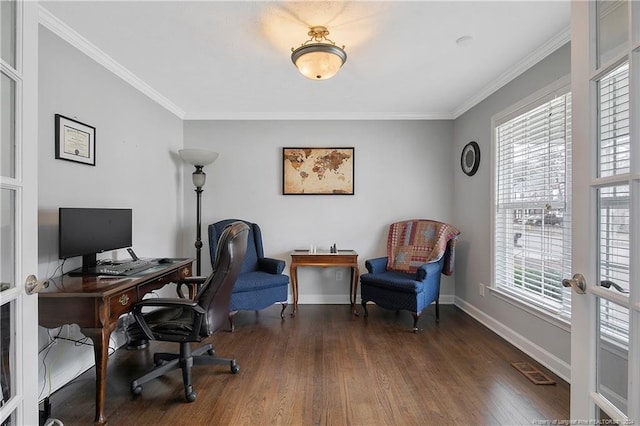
[488,286,571,332]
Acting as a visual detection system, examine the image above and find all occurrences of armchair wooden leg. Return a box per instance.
[280,302,287,319]
[435,298,440,322]
[228,311,237,333]
[412,313,421,333]
[361,300,369,317]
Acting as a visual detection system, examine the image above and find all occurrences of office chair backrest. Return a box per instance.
[196,221,249,336]
[209,219,264,273]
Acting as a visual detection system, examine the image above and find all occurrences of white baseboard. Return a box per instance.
[295,294,456,305]
[454,296,571,383]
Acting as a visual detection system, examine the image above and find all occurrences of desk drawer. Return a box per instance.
[137,266,192,298]
[108,288,137,320]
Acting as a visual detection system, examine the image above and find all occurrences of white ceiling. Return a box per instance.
[39,1,570,120]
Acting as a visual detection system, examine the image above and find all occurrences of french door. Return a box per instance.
[0,0,40,425]
[570,0,639,422]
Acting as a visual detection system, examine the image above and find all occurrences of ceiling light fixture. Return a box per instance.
[291,26,347,81]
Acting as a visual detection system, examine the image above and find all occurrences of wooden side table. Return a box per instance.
[290,250,359,316]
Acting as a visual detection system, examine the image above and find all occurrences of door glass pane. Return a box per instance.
[598,185,630,294]
[597,297,629,415]
[1,71,16,179]
[0,0,16,69]
[598,63,630,178]
[1,411,16,426]
[597,0,628,67]
[0,189,15,292]
[0,300,16,409]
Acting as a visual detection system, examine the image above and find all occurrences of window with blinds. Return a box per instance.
[597,62,630,346]
[494,89,572,318]
[599,63,630,177]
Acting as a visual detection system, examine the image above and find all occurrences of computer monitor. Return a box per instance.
[58,208,132,274]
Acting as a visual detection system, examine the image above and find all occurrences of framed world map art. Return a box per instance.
[283,147,354,195]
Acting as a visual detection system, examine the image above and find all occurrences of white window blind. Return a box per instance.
[494,91,572,318]
[597,62,630,346]
[599,63,630,177]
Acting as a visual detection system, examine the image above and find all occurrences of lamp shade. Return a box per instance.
[178,148,219,167]
[291,44,347,80]
[192,170,206,188]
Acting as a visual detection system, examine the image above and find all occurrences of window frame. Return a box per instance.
[490,75,572,326]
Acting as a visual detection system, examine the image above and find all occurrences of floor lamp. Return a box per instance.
[179,148,219,276]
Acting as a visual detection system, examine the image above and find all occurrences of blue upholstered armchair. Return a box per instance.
[360,220,460,332]
[208,219,289,331]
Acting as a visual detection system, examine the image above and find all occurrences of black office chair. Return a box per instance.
[128,221,249,402]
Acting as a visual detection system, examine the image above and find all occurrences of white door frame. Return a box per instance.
[0,0,39,424]
[570,0,639,422]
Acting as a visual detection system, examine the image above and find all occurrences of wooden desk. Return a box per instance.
[290,250,359,316]
[38,259,193,426]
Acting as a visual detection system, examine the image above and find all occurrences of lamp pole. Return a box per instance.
[193,167,204,275]
[179,149,219,276]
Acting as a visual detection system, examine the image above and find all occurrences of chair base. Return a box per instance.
[130,342,239,402]
[361,299,439,333]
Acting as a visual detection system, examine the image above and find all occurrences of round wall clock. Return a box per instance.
[461,141,480,176]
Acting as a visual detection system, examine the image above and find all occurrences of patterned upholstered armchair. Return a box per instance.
[208,219,289,331]
[360,219,460,332]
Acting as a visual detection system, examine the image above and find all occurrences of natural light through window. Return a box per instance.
[493,87,572,319]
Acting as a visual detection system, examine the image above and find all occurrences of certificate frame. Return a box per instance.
[55,114,96,166]
[282,147,354,195]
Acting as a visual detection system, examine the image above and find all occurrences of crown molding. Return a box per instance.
[183,111,455,121]
[38,4,569,122]
[38,5,185,119]
[451,26,571,119]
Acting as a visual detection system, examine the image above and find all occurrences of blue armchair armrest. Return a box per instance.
[416,260,443,281]
[365,257,388,274]
[258,257,285,274]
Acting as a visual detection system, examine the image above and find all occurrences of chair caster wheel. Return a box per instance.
[131,384,142,396]
[207,348,215,356]
[186,391,197,402]
[230,361,240,374]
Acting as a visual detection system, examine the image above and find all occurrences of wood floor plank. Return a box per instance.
[44,305,569,425]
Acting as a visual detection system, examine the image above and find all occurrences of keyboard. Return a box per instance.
[95,259,154,276]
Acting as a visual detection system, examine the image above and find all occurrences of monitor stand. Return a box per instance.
[67,253,98,276]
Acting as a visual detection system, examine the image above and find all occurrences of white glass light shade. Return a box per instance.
[291,44,347,80]
[178,149,219,167]
[192,169,206,188]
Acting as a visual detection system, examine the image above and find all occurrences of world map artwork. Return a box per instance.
[283,148,354,194]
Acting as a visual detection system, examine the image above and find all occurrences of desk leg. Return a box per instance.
[290,264,298,316]
[350,265,360,316]
[82,326,114,426]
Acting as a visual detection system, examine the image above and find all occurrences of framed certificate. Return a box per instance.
[55,114,96,166]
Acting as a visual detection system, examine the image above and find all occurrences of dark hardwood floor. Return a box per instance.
[46,304,569,425]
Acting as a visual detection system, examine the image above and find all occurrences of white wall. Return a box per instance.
[452,42,572,380]
[184,120,456,303]
[38,27,185,275]
[37,27,185,398]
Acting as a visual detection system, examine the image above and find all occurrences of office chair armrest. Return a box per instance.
[365,257,388,274]
[131,298,206,340]
[415,261,442,281]
[177,276,207,284]
[175,276,207,299]
[258,257,286,274]
[133,297,203,309]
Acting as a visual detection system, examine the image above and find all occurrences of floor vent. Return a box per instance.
[511,362,556,385]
